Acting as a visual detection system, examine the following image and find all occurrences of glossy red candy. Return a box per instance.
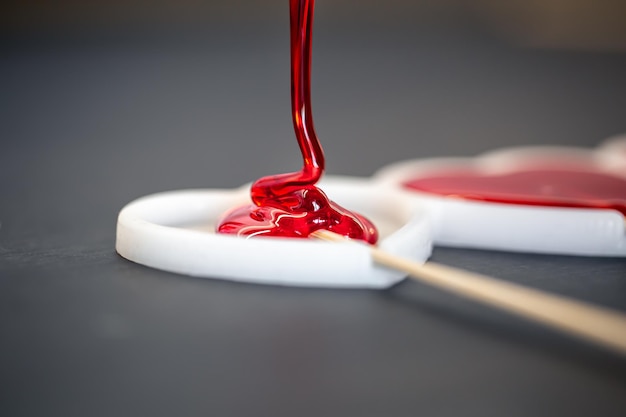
[404,165,626,216]
[217,0,378,243]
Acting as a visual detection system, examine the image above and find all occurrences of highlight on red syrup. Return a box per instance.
[216,0,378,243]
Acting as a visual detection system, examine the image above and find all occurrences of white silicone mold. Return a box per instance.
[374,139,626,257]
[116,176,432,287]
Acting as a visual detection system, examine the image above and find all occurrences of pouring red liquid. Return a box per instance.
[217,0,378,243]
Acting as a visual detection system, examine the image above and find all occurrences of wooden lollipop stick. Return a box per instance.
[311,230,626,356]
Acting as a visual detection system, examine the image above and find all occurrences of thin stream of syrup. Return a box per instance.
[217,0,378,243]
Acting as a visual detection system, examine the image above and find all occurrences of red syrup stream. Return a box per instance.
[216,0,378,243]
[403,167,626,216]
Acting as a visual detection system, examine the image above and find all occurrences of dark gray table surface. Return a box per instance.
[1,21,626,417]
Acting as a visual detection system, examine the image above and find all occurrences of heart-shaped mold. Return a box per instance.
[375,140,626,257]
[116,176,432,288]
